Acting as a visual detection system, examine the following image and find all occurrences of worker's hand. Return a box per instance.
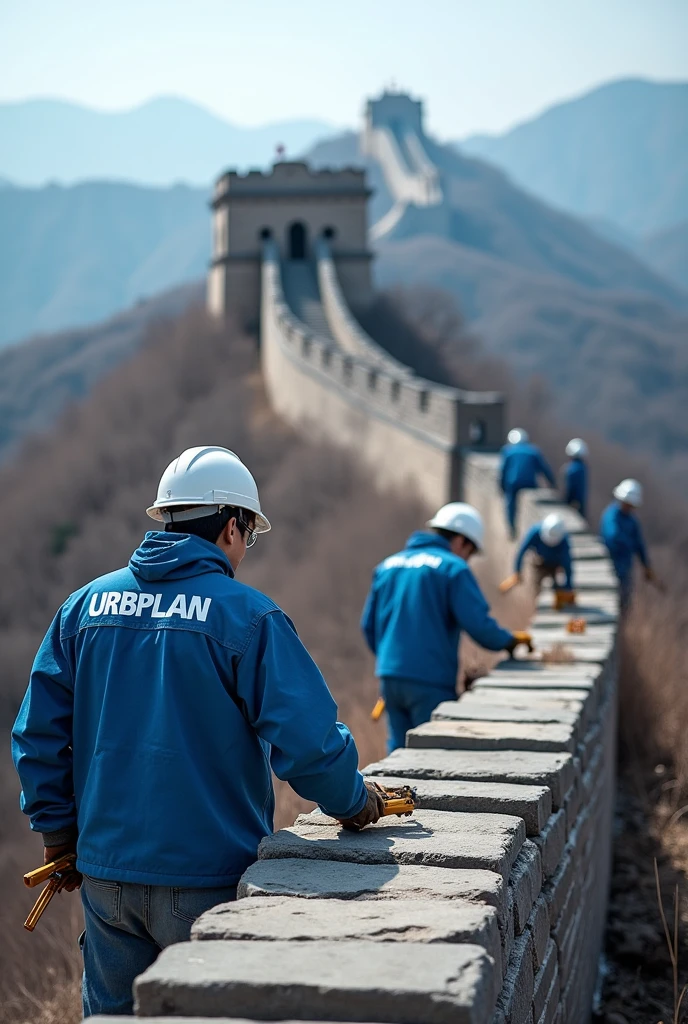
[44,842,82,892]
[644,567,665,592]
[337,780,386,832]
[505,631,534,657]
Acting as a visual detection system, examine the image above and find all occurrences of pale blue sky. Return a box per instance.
[2,0,686,137]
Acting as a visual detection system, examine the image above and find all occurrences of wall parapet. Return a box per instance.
[134,466,618,1024]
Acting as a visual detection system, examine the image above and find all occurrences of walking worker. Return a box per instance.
[12,446,384,1018]
[600,478,656,605]
[500,428,556,538]
[563,438,589,519]
[361,502,533,753]
[513,513,573,592]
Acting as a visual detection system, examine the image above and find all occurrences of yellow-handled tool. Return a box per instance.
[379,784,416,817]
[23,853,77,932]
[371,697,385,721]
[499,573,521,594]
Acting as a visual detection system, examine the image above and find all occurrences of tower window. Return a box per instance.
[288,222,307,259]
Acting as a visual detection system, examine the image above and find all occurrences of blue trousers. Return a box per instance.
[80,875,236,1017]
[381,676,456,753]
[505,489,519,535]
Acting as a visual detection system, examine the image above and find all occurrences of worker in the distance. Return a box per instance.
[500,428,556,539]
[506,513,573,594]
[361,502,532,752]
[600,478,658,606]
[12,446,384,1018]
[563,438,589,519]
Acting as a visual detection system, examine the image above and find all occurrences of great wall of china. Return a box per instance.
[94,92,619,1024]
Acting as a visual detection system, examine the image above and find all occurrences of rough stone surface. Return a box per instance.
[509,841,543,934]
[432,698,581,734]
[533,609,616,627]
[192,896,503,970]
[238,859,507,914]
[370,776,552,836]
[532,809,567,880]
[526,896,550,970]
[474,674,597,696]
[407,719,577,753]
[258,809,526,878]
[364,749,576,809]
[495,931,535,1024]
[134,939,500,1024]
[533,940,558,1021]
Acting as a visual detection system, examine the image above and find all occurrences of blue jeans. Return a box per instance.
[505,489,519,535]
[381,677,456,753]
[80,875,237,1017]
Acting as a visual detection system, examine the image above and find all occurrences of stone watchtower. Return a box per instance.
[207,161,374,328]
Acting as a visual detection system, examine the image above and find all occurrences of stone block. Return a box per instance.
[432,699,581,734]
[258,809,526,878]
[557,905,583,989]
[563,776,582,836]
[532,940,558,1021]
[238,858,507,916]
[134,939,499,1024]
[508,841,542,935]
[533,609,616,627]
[365,749,576,810]
[370,775,552,835]
[474,674,597,696]
[407,720,577,754]
[532,809,566,880]
[193,895,503,971]
[535,964,560,1024]
[494,931,535,1024]
[526,896,550,970]
[490,661,598,682]
[542,849,574,928]
[462,688,593,729]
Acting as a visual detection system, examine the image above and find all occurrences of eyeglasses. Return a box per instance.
[238,513,257,548]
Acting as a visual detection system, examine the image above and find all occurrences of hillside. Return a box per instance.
[460,79,688,236]
[0,282,202,461]
[0,97,338,186]
[638,220,688,292]
[0,181,208,345]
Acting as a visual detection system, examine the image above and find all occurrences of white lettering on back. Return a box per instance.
[382,553,443,571]
[103,592,121,615]
[150,594,166,618]
[165,594,187,618]
[119,591,138,616]
[87,591,213,622]
[89,592,108,616]
[186,595,212,622]
[136,593,155,616]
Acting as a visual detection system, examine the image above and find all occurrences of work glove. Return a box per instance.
[499,572,521,594]
[505,631,534,657]
[337,780,386,832]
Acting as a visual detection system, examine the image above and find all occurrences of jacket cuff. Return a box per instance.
[41,826,78,847]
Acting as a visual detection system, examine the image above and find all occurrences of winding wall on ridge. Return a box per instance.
[116,218,618,1024]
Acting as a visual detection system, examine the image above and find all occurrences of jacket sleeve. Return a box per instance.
[234,610,367,819]
[634,519,649,567]
[451,568,514,651]
[11,610,77,841]
[515,526,537,574]
[563,464,574,504]
[537,451,557,488]
[360,576,378,654]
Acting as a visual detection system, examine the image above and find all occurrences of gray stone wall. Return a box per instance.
[130,460,617,1024]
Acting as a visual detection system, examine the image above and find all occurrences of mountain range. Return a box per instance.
[0,97,339,186]
[460,79,688,238]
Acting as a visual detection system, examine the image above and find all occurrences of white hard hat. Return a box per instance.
[565,438,588,459]
[613,478,642,508]
[539,513,567,547]
[427,502,485,551]
[507,428,529,445]
[146,446,271,531]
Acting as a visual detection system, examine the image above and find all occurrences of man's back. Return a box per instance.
[501,442,554,492]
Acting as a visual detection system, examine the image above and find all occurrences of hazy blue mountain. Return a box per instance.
[0,181,209,345]
[460,79,688,236]
[638,221,688,292]
[0,97,339,186]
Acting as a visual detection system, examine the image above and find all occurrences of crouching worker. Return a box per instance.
[12,446,383,1018]
[361,503,531,753]
[563,438,589,519]
[513,513,573,595]
[500,429,556,539]
[600,478,657,607]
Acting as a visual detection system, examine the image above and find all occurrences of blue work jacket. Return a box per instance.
[500,442,556,493]
[563,459,588,518]
[515,524,573,590]
[599,503,649,582]
[12,532,366,887]
[360,532,513,687]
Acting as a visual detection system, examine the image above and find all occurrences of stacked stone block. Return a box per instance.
[124,479,617,1024]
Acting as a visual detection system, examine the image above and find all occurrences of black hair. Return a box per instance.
[164,506,250,544]
[433,527,475,551]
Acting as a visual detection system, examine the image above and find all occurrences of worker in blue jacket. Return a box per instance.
[12,446,384,1018]
[361,502,532,753]
[600,478,656,605]
[513,514,573,591]
[500,428,556,538]
[563,438,589,519]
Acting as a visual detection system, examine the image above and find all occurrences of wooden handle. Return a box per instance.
[24,880,60,931]
[24,853,76,888]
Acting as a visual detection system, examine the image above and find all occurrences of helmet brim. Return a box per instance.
[146,502,271,532]
[426,518,483,552]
